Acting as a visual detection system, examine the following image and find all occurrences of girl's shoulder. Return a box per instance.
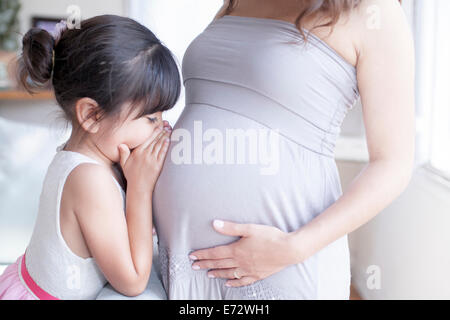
[50,148,124,194]
[61,159,124,212]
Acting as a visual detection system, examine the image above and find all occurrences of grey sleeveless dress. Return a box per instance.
[153,15,360,299]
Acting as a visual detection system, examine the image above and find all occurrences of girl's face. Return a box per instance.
[94,103,165,163]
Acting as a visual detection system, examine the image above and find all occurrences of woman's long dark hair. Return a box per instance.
[17,15,181,123]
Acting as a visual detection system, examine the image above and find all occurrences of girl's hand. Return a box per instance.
[162,120,172,132]
[189,220,302,287]
[118,126,171,191]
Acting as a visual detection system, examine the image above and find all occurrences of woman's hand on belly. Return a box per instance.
[188,219,301,287]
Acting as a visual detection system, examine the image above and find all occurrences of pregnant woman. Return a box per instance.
[153,0,415,299]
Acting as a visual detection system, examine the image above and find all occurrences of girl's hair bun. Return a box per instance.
[17,28,55,92]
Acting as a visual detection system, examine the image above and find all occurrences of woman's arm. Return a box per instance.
[288,0,415,263]
[189,0,415,287]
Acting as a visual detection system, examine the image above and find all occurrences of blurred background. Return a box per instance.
[0,0,448,299]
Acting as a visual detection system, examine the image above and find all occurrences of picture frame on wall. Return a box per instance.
[31,16,65,34]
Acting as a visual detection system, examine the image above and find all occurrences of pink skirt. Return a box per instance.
[0,252,60,300]
[0,255,36,300]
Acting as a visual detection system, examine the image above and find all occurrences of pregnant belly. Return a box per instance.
[153,104,338,252]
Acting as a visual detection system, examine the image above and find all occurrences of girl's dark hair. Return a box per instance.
[17,15,181,123]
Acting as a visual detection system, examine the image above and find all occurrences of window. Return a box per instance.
[428,1,450,178]
[413,0,450,179]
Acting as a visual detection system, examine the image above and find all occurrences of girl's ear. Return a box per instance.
[75,98,103,133]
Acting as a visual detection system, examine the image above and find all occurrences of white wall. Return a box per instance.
[18,0,125,33]
[337,160,450,299]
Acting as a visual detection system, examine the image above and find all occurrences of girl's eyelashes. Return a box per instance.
[146,116,159,123]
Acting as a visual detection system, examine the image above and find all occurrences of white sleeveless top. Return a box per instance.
[25,145,126,299]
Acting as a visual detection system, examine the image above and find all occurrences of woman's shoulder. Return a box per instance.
[321,0,411,68]
[351,0,409,33]
[356,0,404,15]
[351,0,412,55]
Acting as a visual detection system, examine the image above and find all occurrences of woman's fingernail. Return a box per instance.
[225,283,231,287]
[192,265,200,270]
[189,255,197,260]
[213,220,224,229]
[164,126,171,132]
[208,273,215,278]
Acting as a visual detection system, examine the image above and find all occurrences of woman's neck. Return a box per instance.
[226,0,304,22]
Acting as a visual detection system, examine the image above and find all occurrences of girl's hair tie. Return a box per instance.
[51,20,68,76]
[51,20,68,46]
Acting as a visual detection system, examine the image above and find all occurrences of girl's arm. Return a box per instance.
[69,127,170,296]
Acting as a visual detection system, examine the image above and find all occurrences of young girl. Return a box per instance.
[0,15,180,299]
